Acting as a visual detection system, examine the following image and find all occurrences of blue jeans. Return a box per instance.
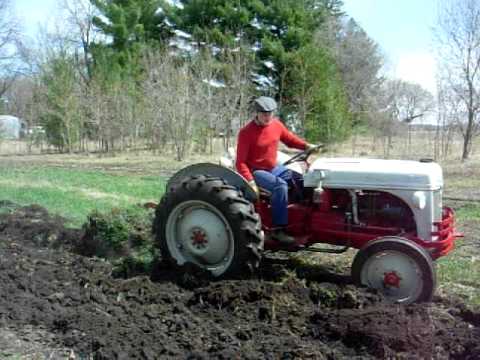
[253,165,302,227]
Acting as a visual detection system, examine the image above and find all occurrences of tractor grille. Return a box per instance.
[427,207,458,258]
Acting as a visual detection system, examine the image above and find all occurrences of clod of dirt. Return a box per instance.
[0,204,81,249]
[151,260,215,289]
[309,282,384,309]
[310,303,480,359]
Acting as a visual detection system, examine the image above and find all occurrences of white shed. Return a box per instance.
[0,115,25,139]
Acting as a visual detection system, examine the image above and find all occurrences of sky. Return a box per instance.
[15,0,439,94]
[342,0,439,94]
[14,0,58,38]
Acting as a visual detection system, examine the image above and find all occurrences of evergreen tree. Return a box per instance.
[90,0,172,70]
[91,0,172,48]
[169,0,349,137]
[169,0,260,46]
[170,0,343,49]
[286,44,351,143]
[39,54,83,152]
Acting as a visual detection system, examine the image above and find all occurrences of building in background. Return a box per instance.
[0,115,26,139]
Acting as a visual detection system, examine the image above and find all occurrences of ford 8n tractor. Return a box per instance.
[153,146,460,304]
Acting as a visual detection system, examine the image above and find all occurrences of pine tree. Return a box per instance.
[90,0,172,70]
[286,44,351,143]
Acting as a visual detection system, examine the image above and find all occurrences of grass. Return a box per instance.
[437,256,480,305]
[455,203,480,221]
[0,165,166,227]
[435,202,480,306]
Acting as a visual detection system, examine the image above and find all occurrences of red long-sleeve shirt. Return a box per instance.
[236,118,307,181]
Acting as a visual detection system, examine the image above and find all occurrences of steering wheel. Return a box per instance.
[282,144,324,166]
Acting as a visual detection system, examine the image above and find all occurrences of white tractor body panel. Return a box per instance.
[305,158,443,191]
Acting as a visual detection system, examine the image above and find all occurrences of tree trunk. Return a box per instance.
[462,110,475,161]
[351,131,357,156]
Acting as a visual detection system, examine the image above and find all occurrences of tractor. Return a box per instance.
[153,146,460,304]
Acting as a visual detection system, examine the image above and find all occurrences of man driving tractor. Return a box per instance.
[236,96,317,244]
[155,96,457,303]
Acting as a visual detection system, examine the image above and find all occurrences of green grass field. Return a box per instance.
[0,165,166,226]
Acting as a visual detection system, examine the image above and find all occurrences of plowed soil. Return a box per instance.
[0,203,479,359]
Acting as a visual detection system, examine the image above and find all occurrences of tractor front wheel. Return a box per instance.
[351,236,436,304]
[153,175,263,278]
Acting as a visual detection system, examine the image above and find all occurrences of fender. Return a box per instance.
[166,163,257,202]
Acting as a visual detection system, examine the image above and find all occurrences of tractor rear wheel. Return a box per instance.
[351,236,436,304]
[153,175,263,277]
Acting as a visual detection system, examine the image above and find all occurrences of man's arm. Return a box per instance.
[279,121,307,150]
[235,129,254,181]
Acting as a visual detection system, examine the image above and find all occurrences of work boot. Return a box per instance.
[272,229,295,245]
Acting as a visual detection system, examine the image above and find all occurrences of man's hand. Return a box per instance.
[306,143,322,154]
[249,180,260,197]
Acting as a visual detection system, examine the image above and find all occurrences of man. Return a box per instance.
[236,96,316,244]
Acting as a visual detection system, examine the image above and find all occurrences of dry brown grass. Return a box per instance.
[2,130,480,197]
[3,129,480,199]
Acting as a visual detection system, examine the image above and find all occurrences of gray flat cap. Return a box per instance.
[254,96,277,112]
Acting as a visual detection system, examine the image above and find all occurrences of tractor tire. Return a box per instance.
[153,175,264,278]
[351,236,436,304]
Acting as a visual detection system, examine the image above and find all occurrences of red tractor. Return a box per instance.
[153,146,460,304]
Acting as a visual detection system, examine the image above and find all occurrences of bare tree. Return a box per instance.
[324,18,384,116]
[0,0,24,99]
[188,51,223,154]
[383,79,434,155]
[372,93,401,158]
[27,22,90,153]
[143,51,200,160]
[435,83,458,159]
[213,48,253,151]
[84,78,112,152]
[4,77,35,121]
[385,80,433,123]
[142,49,253,159]
[435,0,480,160]
[61,0,98,83]
[83,73,140,153]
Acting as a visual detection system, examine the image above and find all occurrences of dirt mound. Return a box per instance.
[0,202,81,249]
[311,304,480,359]
[0,204,479,358]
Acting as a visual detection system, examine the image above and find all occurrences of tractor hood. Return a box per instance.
[305,158,443,191]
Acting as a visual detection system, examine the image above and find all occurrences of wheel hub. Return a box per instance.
[383,271,402,288]
[190,227,208,248]
[165,200,234,276]
[360,250,423,303]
